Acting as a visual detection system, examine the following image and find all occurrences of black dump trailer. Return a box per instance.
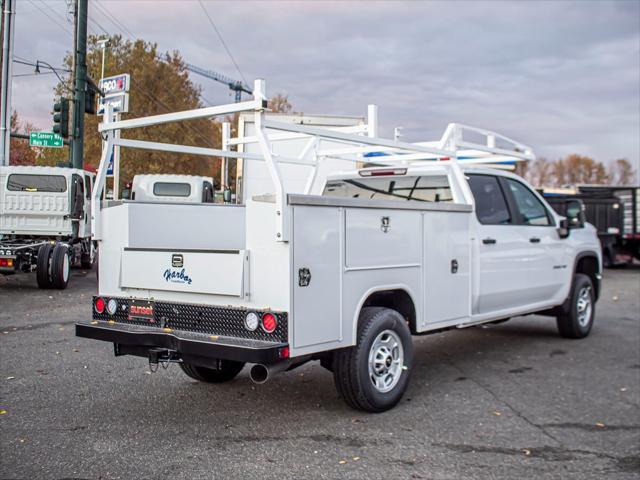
[544,186,639,267]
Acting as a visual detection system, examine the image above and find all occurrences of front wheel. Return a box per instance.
[333,307,413,413]
[179,360,245,383]
[557,273,595,339]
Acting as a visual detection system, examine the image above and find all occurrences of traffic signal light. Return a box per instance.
[53,98,69,138]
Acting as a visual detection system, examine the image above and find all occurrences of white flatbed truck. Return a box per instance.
[0,166,96,289]
[76,81,602,412]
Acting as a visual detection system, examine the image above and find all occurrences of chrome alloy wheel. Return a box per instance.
[576,286,593,328]
[368,329,404,393]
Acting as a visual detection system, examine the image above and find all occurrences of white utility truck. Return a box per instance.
[130,174,216,203]
[0,166,96,289]
[76,81,602,412]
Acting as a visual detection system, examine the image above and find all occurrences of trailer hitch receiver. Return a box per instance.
[148,347,179,372]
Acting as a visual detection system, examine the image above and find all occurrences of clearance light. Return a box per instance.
[279,346,290,360]
[245,312,259,331]
[261,313,277,333]
[359,168,407,177]
[94,297,105,314]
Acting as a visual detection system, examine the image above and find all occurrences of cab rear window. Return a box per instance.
[7,174,67,192]
[152,182,191,197]
[323,175,453,202]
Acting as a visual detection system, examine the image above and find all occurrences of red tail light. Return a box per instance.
[261,313,277,333]
[0,258,13,268]
[94,297,105,314]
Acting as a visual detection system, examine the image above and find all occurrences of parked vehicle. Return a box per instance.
[129,174,215,203]
[543,185,639,267]
[0,166,96,289]
[76,81,602,412]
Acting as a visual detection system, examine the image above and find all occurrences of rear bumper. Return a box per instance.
[75,320,289,365]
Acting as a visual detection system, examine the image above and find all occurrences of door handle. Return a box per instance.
[529,237,541,243]
[482,238,497,245]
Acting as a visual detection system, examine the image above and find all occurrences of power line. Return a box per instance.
[131,88,216,149]
[85,5,218,142]
[13,59,71,73]
[88,14,109,36]
[13,71,56,78]
[196,0,248,86]
[26,0,73,37]
[92,0,135,39]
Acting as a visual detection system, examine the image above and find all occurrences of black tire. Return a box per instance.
[179,361,245,383]
[333,307,413,413]
[51,244,71,290]
[557,273,595,339]
[36,243,53,289]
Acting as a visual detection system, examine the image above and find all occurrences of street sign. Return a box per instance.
[97,93,130,115]
[29,132,63,148]
[99,73,130,95]
[106,150,114,176]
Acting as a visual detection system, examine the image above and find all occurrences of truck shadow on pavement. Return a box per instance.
[90,316,582,423]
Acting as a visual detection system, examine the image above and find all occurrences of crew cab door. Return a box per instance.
[467,173,532,314]
[501,177,567,306]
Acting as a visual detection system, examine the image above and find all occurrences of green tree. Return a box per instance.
[43,35,221,186]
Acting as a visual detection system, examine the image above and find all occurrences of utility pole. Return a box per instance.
[0,0,16,166]
[71,0,87,169]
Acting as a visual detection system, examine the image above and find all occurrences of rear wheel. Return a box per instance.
[36,243,53,289]
[179,360,245,383]
[557,273,595,339]
[333,307,413,413]
[51,244,71,290]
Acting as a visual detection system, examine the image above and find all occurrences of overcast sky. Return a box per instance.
[9,0,640,170]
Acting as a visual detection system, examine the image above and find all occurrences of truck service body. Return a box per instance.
[76,81,602,411]
[0,166,96,289]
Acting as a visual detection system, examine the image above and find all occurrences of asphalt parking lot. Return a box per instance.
[0,268,638,480]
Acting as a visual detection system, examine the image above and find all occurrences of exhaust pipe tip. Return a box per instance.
[250,364,269,384]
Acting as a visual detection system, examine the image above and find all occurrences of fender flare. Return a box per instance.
[351,284,419,341]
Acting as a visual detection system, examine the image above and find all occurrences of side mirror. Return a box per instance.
[558,218,570,239]
[565,199,585,229]
[223,188,232,203]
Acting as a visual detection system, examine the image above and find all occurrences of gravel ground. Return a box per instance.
[0,267,638,480]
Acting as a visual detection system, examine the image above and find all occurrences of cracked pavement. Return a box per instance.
[0,267,639,479]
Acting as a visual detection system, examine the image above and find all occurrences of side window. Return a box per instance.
[467,174,511,225]
[505,179,551,226]
[84,175,92,199]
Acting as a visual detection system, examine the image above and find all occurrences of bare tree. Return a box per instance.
[608,159,636,185]
[269,94,293,114]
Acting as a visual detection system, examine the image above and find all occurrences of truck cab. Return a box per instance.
[0,166,95,288]
[130,174,215,203]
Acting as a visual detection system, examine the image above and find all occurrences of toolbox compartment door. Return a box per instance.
[120,248,248,297]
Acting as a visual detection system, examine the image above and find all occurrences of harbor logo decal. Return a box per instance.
[163,254,192,285]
